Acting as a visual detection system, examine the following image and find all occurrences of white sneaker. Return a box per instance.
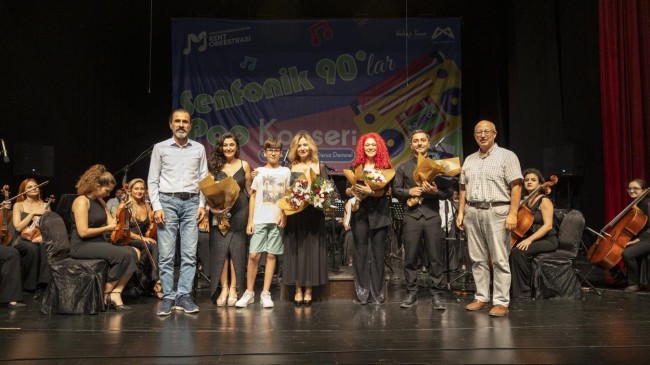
[235,290,255,308]
[260,291,274,308]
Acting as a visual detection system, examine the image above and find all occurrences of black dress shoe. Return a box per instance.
[353,298,370,305]
[400,292,418,308]
[432,294,446,310]
[8,302,26,308]
[303,299,312,307]
[294,300,303,307]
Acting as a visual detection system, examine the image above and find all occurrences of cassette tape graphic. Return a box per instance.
[352,51,461,167]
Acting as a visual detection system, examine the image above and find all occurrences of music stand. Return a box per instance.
[443,200,474,296]
[54,194,78,235]
[385,199,404,273]
[325,199,346,270]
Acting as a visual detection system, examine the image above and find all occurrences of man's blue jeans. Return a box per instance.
[157,194,199,300]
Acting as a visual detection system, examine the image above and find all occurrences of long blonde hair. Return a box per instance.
[127,178,146,201]
[288,132,319,165]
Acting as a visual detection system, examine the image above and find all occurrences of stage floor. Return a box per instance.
[1,263,649,364]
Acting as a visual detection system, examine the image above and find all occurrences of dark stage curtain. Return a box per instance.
[599,0,650,219]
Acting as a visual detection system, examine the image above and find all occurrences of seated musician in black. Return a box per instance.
[125,178,162,299]
[621,178,650,293]
[510,168,558,298]
[1,200,25,308]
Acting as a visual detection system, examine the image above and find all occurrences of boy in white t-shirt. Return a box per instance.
[236,136,290,308]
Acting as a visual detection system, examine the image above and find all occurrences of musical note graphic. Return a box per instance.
[182,32,207,55]
[239,56,257,71]
[309,20,333,47]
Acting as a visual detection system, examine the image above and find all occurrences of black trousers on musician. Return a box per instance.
[622,239,650,286]
[510,236,558,298]
[13,237,51,292]
[351,216,387,304]
[402,214,445,295]
[0,245,23,303]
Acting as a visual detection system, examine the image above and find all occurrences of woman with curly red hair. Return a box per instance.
[345,132,394,304]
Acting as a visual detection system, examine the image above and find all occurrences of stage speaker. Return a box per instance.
[13,143,54,177]
[543,144,582,177]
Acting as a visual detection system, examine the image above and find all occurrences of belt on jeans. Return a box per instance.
[161,192,198,200]
[467,201,509,210]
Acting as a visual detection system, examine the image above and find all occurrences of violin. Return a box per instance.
[510,175,558,248]
[587,187,650,269]
[111,184,132,245]
[111,183,157,271]
[1,185,12,246]
[145,208,157,239]
[20,195,56,242]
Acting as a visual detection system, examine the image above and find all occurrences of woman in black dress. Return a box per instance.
[345,132,393,304]
[283,132,329,306]
[621,178,650,293]
[11,178,51,293]
[510,168,558,298]
[70,164,138,310]
[207,133,251,306]
[0,201,24,307]
[125,178,162,299]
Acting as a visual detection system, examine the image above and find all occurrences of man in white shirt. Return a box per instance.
[148,109,208,316]
[105,188,124,218]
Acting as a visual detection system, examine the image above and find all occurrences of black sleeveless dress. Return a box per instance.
[510,195,558,298]
[282,168,329,287]
[208,163,249,301]
[127,212,160,293]
[70,198,137,282]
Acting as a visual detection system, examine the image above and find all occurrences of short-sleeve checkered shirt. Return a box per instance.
[459,144,522,203]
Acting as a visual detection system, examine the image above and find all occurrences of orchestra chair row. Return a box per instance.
[532,209,584,299]
[39,212,108,315]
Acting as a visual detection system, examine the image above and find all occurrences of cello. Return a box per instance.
[1,185,12,246]
[587,187,650,269]
[510,175,558,248]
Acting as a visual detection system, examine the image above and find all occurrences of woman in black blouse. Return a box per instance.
[510,168,558,298]
[621,178,650,293]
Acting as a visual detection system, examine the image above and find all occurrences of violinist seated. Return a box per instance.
[70,164,139,311]
[621,178,650,294]
[11,179,52,295]
[123,178,162,299]
[509,168,559,299]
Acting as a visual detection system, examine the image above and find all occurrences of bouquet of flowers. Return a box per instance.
[310,175,335,210]
[343,165,396,211]
[277,173,312,215]
[199,172,241,236]
[407,155,462,207]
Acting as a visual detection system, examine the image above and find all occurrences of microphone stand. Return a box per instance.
[430,140,473,294]
[114,145,154,185]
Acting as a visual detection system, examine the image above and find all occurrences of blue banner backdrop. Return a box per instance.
[173,18,462,171]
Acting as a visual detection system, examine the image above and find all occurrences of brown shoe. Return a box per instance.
[465,300,489,311]
[489,305,509,317]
